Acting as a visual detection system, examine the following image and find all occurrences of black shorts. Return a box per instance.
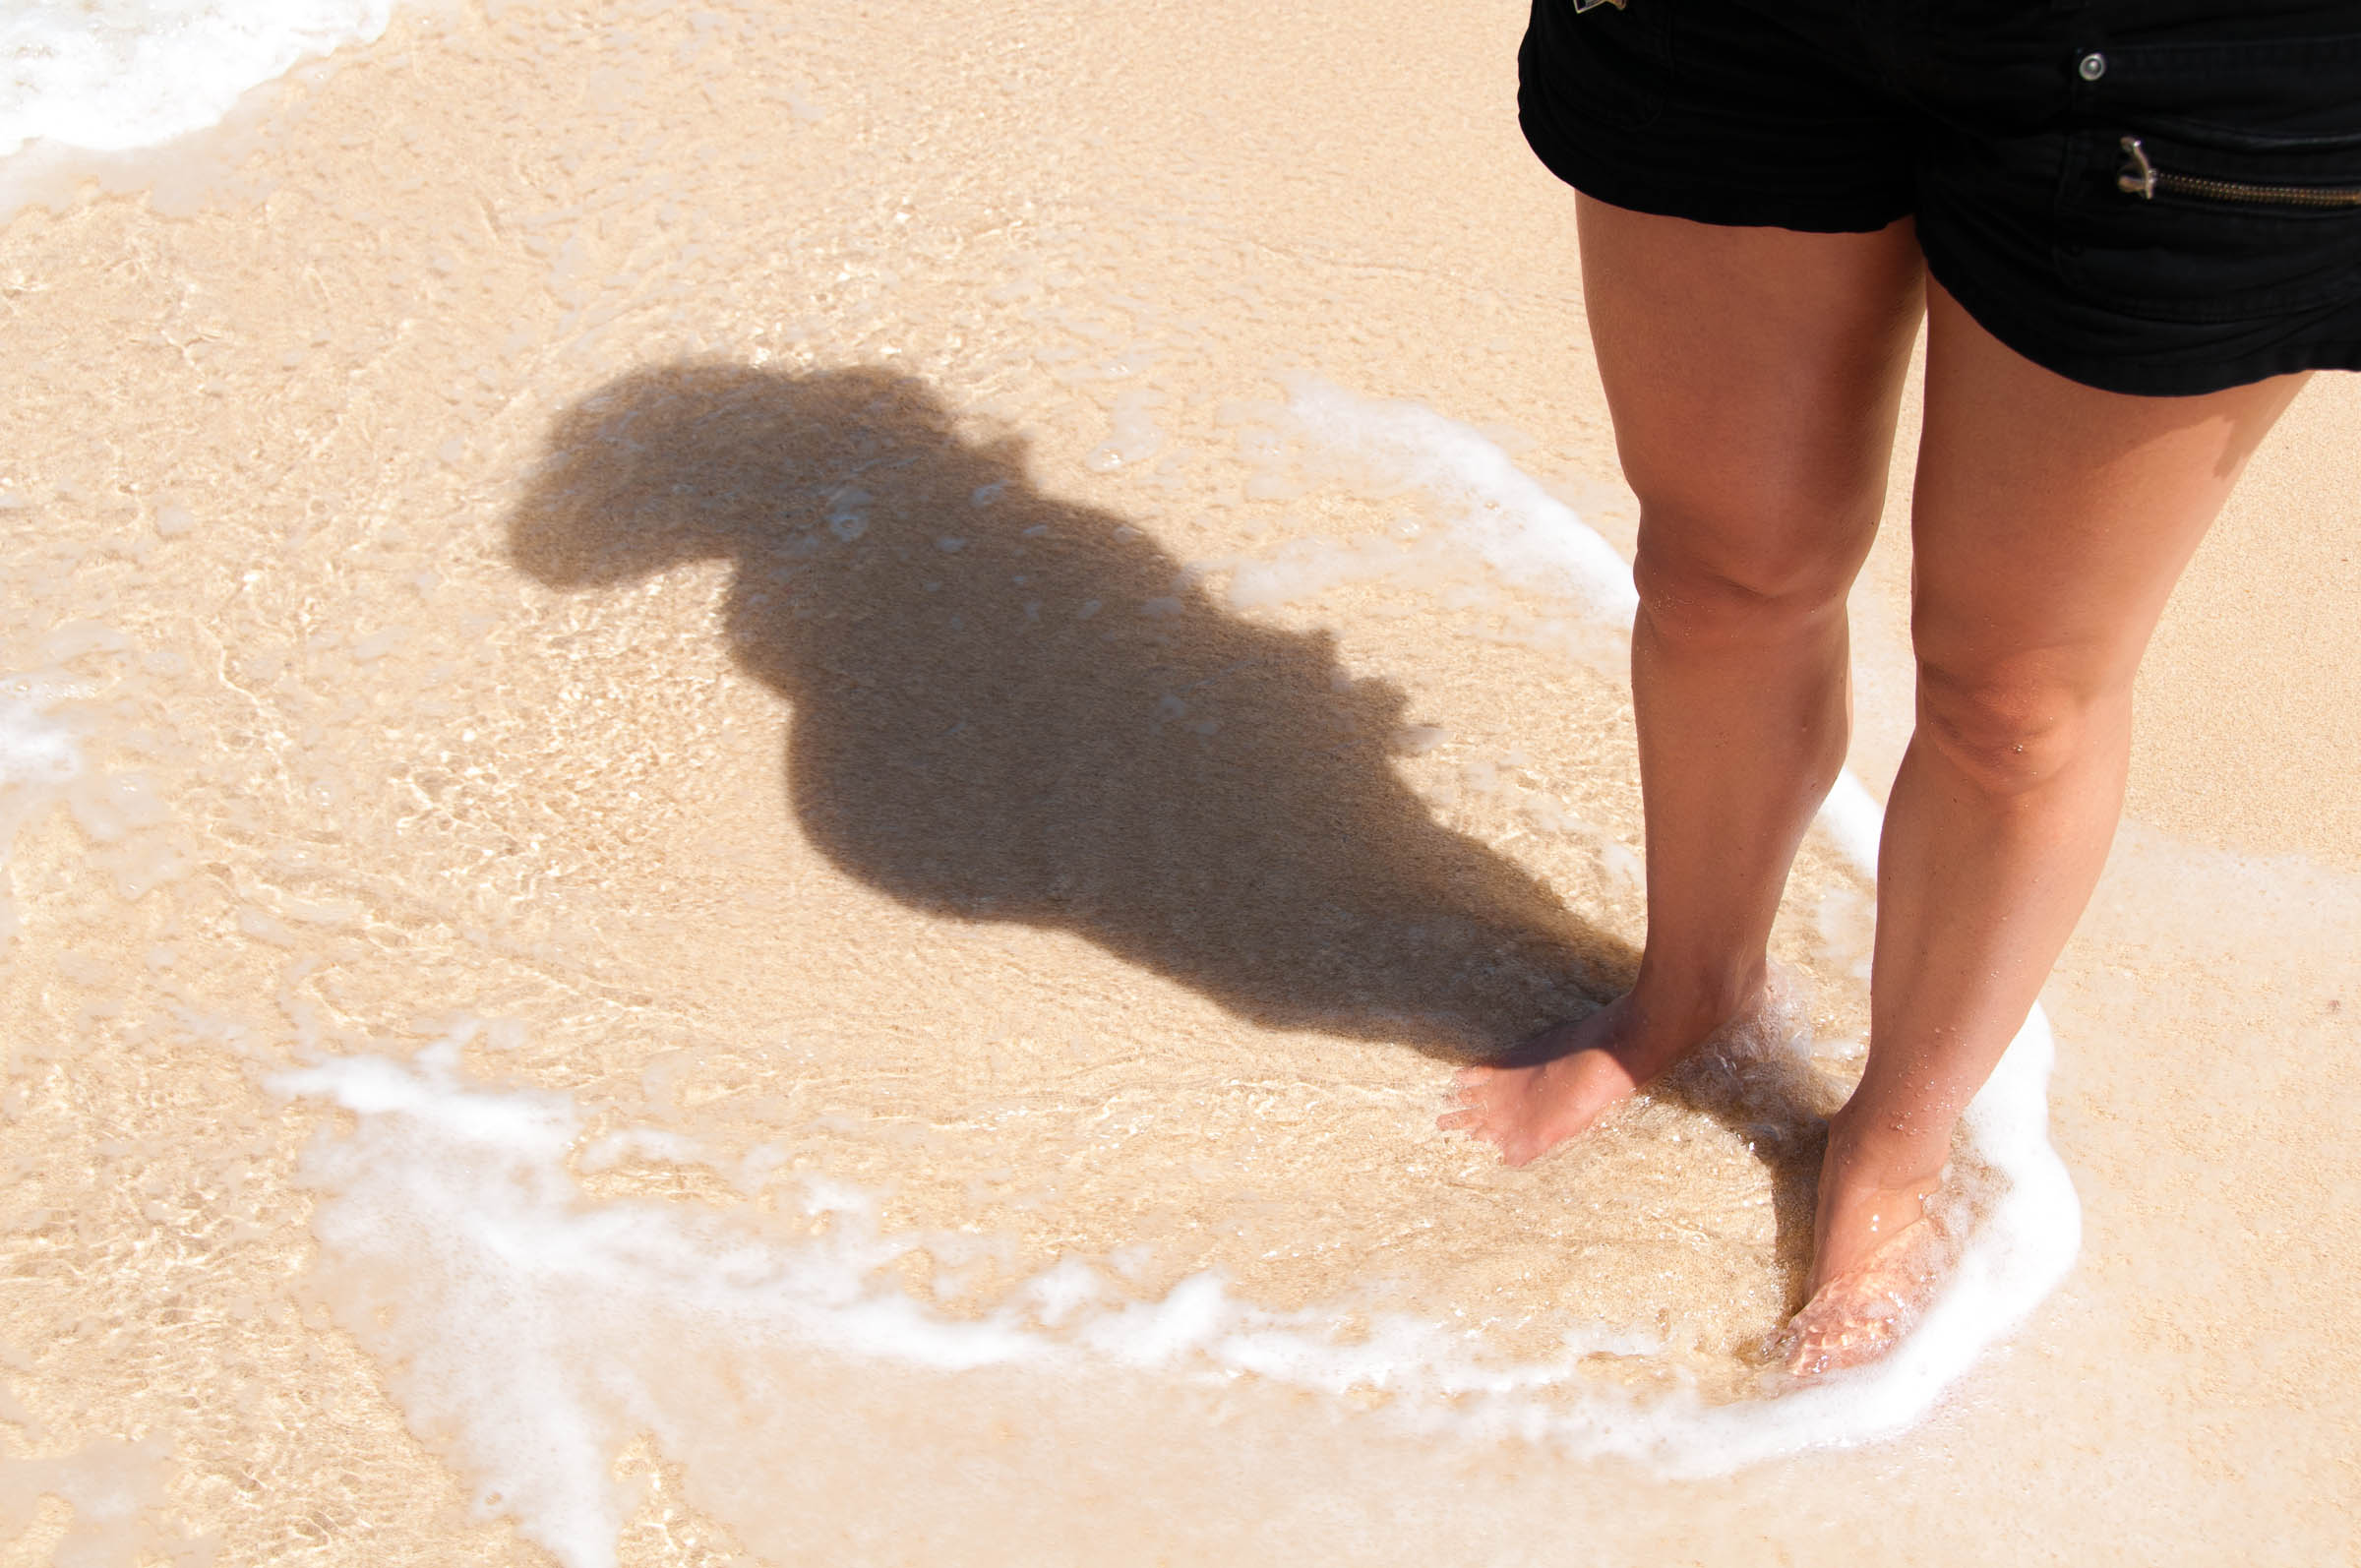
[1520,0,2361,395]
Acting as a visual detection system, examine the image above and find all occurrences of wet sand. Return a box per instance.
[1,1,2357,1562]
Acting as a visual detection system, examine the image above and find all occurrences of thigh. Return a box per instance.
[1576,197,1925,592]
[1909,280,2308,693]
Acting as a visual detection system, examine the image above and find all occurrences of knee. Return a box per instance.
[1630,498,1865,645]
[1912,653,2113,799]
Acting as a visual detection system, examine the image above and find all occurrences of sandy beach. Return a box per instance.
[2,1,2358,1562]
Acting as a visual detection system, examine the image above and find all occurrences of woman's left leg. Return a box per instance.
[1792,281,2307,1363]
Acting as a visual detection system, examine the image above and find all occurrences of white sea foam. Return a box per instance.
[0,681,84,957]
[0,1437,208,1566]
[1,0,393,159]
[1,0,396,218]
[1286,378,1640,627]
[0,689,80,789]
[1817,770,1887,877]
[268,1037,1638,1568]
[272,1002,2076,1568]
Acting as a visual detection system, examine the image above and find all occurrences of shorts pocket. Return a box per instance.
[1523,0,1676,135]
[2052,35,2361,324]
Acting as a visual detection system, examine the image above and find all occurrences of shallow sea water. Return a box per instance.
[3,1,2359,1564]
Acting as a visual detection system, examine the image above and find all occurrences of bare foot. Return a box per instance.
[1436,984,1764,1167]
[1776,1209,1950,1379]
[1802,1160,1943,1299]
[1776,1108,1952,1377]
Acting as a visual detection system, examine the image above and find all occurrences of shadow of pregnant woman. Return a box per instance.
[505,362,1640,1060]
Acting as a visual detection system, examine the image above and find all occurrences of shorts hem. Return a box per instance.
[1519,109,1909,237]
[1924,248,2361,396]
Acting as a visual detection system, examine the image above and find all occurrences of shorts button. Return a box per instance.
[2077,52,2107,81]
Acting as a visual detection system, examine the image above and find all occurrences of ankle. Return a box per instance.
[1626,956,1768,1043]
[1807,1112,1950,1298]
[1822,1101,1952,1194]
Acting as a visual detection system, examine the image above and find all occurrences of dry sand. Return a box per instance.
[1,1,2357,1563]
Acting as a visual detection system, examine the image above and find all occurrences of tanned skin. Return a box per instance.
[1439,197,2305,1371]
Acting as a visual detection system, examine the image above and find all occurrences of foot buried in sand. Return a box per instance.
[1436,983,1773,1167]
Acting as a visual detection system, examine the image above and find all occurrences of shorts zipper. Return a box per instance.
[2118,135,2361,210]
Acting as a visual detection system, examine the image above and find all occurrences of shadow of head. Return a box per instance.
[508,361,1633,1058]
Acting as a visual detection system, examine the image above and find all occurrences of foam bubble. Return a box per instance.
[1083,389,1166,472]
[0,691,82,790]
[0,1437,210,1565]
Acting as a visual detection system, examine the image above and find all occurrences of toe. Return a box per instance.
[1435,1109,1482,1133]
[1781,1311,1880,1380]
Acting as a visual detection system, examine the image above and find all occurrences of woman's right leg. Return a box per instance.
[1441,196,1924,1164]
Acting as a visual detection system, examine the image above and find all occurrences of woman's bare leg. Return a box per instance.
[1792,283,2306,1359]
[1443,197,1923,1162]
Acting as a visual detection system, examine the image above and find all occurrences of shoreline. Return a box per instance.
[3,1,2356,1562]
